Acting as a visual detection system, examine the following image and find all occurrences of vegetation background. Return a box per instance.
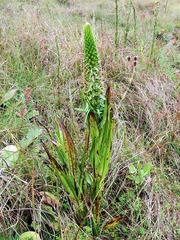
[0,0,179,239]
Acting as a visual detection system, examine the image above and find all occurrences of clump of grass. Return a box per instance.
[1,1,180,239]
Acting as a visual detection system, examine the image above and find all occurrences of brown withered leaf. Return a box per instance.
[58,120,77,176]
[41,140,62,172]
[106,85,111,105]
[39,191,59,209]
[102,216,124,230]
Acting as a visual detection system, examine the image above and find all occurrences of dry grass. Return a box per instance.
[0,0,179,239]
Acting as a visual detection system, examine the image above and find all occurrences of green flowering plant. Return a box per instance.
[42,23,114,237]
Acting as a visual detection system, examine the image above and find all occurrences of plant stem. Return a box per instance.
[124,3,131,45]
[55,36,61,79]
[150,8,158,61]
[130,0,137,44]
[115,0,119,52]
[16,44,21,86]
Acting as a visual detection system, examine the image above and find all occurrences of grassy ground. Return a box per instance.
[0,0,180,239]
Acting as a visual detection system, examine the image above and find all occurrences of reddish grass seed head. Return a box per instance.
[134,61,137,67]
[127,56,131,61]
[134,56,138,61]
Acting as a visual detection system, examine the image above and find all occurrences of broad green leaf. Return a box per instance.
[84,172,93,185]
[41,141,80,210]
[99,98,108,130]
[89,112,99,139]
[59,173,79,205]
[18,231,41,240]
[129,165,137,174]
[100,118,113,180]
[0,89,17,105]
[98,108,113,179]
[137,163,142,171]
[141,163,152,177]
[56,147,66,166]
[78,131,89,196]
[58,121,78,177]
[135,176,142,184]
[127,175,135,180]
[25,110,39,119]
[19,128,42,148]
[143,163,152,174]
[0,145,19,167]
[89,112,100,176]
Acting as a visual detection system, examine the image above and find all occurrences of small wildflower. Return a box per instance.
[134,61,137,67]
[127,56,131,61]
[134,56,138,61]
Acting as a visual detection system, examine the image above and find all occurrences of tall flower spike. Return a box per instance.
[83,23,104,122]
[83,23,100,72]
